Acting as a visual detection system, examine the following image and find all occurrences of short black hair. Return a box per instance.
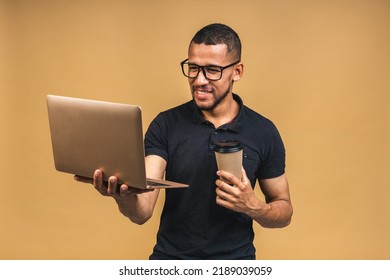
[190,23,241,61]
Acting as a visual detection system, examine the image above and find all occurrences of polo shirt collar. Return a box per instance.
[191,93,244,133]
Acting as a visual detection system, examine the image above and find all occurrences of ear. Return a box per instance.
[232,63,244,82]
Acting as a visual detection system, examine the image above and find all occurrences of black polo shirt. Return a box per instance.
[145,94,286,259]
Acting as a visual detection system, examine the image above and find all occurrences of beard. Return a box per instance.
[192,85,232,112]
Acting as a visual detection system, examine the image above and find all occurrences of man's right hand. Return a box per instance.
[74,169,152,199]
[74,156,165,224]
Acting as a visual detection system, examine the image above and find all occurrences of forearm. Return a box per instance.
[115,155,166,224]
[115,190,159,225]
[248,199,293,228]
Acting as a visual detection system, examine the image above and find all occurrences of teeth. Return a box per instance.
[193,88,212,96]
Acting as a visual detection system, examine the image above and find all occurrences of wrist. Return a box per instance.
[247,199,271,220]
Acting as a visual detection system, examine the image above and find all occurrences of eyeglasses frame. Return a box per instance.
[180,59,241,81]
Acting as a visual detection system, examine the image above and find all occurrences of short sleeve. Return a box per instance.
[144,113,169,162]
[257,125,286,179]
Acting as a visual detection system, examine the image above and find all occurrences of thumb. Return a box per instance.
[241,167,250,185]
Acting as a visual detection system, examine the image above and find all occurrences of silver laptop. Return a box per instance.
[46,94,188,189]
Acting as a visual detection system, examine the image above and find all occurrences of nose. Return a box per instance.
[193,68,209,85]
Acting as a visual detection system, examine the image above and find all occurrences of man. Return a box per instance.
[76,23,293,259]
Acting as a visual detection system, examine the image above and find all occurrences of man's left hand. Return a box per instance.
[215,168,262,215]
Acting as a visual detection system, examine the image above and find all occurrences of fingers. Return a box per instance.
[216,170,242,188]
[215,168,251,205]
[95,170,136,198]
[216,168,251,190]
[93,169,105,193]
[78,169,137,198]
[215,172,239,202]
[107,176,118,196]
[119,184,129,195]
[93,169,118,197]
[216,186,236,202]
[241,167,250,184]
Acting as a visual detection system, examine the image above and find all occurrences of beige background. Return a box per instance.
[1,0,389,259]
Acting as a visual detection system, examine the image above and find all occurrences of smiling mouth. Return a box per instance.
[196,90,210,95]
[193,87,213,95]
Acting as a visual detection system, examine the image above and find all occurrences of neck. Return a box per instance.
[202,94,239,128]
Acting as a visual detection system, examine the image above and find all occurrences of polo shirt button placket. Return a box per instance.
[209,130,219,154]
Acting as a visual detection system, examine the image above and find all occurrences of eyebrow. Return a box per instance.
[187,61,222,68]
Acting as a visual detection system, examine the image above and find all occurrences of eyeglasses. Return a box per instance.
[180,59,240,81]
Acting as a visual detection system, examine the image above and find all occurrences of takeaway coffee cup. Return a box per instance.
[214,140,243,184]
